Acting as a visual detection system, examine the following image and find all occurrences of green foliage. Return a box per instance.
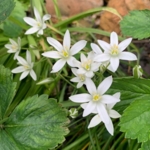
[0,0,15,23]
[0,65,69,150]
[120,10,150,40]
[115,78,150,147]
[140,141,150,150]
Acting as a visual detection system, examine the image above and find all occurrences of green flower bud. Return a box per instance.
[133,65,143,78]
[69,108,78,118]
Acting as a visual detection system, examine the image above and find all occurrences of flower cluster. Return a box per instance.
[5,7,138,135]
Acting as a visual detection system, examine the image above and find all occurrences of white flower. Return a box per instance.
[11,50,37,81]
[42,30,87,73]
[5,37,21,60]
[69,76,120,124]
[71,68,92,88]
[24,7,50,35]
[94,31,137,72]
[81,92,121,135]
[74,51,100,78]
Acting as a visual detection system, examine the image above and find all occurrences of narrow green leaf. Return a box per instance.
[0,0,15,23]
[120,10,150,40]
[0,65,16,120]
[1,95,69,150]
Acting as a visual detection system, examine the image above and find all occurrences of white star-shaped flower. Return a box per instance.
[42,30,87,73]
[81,92,121,135]
[74,51,100,78]
[24,7,50,36]
[94,31,137,72]
[69,76,120,124]
[11,50,37,81]
[5,37,21,60]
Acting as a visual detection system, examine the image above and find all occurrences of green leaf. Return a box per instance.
[140,141,150,150]
[0,65,16,120]
[0,95,69,150]
[0,0,15,23]
[116,78,150,143]
[120,10,150,40]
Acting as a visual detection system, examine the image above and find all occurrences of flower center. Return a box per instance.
[37,22,41,27]
[82,60,91,71]
[24,65,31,70]
[92,93,101,102]
[78,74,85,82]
[62,50,69,58]
[11,45,18,51]
[110,44,119,56]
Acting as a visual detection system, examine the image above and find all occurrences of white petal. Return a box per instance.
[101,95,120,104]
[85,71,94,78]
[37,29,44,35]
[97,40,111,52]
[51,59,66,73]
[30,70,37,81]
[86,78,96,95]
[118,38,132,52]
[47,37,63,51]
[83,101,96,117]
[71,68,78,76]
[98,76,112,95]
[42,51,61,58]
[11,66,25,73]
[80,53,87,62]
[70,40,87,55]
[97,103,111,124]
[69,94,91,103]
[104,120,114,135]
[34,7,42,22]
[77,82,84,88]
[81,103,88,109]
[24,17,37,26]
[67,57,76,67]
[91,43,102,54]
[113,92,120,99]
[63,30,70,49]
[94,53,110,62]
[119,52,137,60]
[25,27,39,34]
[77,68,86,74]
[20,71,29,80]
[26,50,31,63]
[17,56,27,65]
[109,110,121,118]
[110,32,118,46]
[43,14,51,21]
[9,39,17,45]
[70,77,80,83]
[110,57,119,72]
[88,114,101,128]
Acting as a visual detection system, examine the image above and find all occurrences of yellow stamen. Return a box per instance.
[111,44,119,55]
[79,74,85,82]
[93,94,101,101]
[82,60,91,71]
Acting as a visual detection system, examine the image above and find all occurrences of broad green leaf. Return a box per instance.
[114,78,150,143]
[0,95,69,150]
[140,141,150,150]
[120,10,150,40]
[0,0,15,23]
[0,65,16,120]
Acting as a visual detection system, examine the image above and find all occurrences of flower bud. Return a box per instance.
[133,65,143,78]
[69,108,78,118]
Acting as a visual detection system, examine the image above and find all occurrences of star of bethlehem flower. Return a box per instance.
[70,68,92,88]
[74,51,100,78]
[69,76,120,124]
[24,7,51,36]
[42,30,87,73]
[94,31,137,72]
[11,50,37,81]
[81,92,121,135]
[5,37,21,60]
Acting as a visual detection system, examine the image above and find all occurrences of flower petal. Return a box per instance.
[91,43,102,54]
[47,37,63,51]
[94,53,110,62]
[97,40,111,52]
[25,27,39,34]
[101,95,120,104]
[23,17,37,26]
[69,94,91,103]
[80,53,87,62]
[119,52,137,60]
[11,66,25,73]
[26,50,31,63]
[43,14,51,21]
[88,114,101,128]
[51,59,66,73]
[110,57,119,72]
[20,71,29,80]
[30,69,37,81]
[83,101,96,117]
[70,40,87,55]
[86,78,96,95]
[118,38,132,52]
[77,82,84,88]
[98,76,112,95]
[109,110,121,118]
[104,120,114,135]
[34,7,42,22]
[63,30,70,49]
[71,68,78,76]
[110,32,118,46]
[97,103,111,124]
[17,56,27,65]
[70,77,80,83]
[67,57,76,67]
[42,51,61,58]
[85,71,94,78]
